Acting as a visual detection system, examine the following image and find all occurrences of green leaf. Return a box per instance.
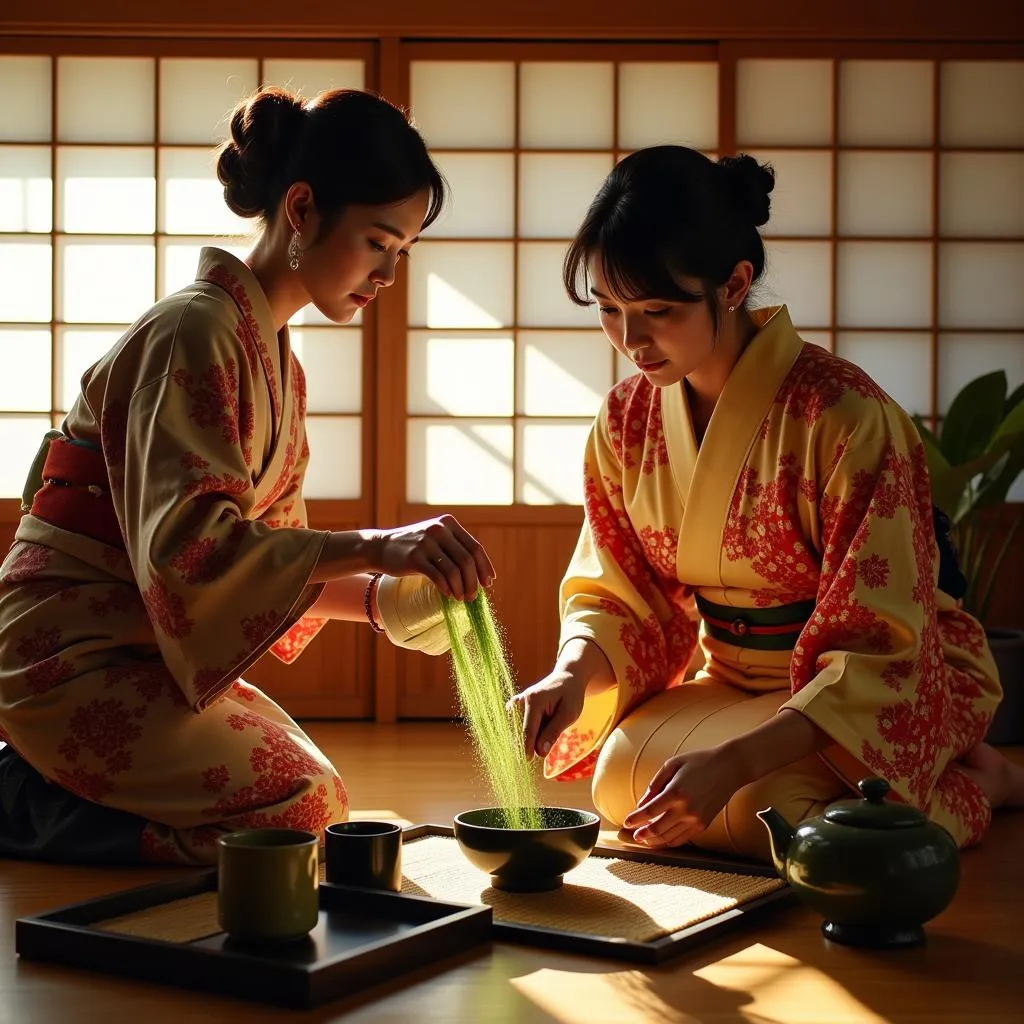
[940,371,1007,465]
[992,390,1024,443]
[930,439,1020,522]
[912,415,941,449]
[972,435,1024,512]
[1005,382,1024,420]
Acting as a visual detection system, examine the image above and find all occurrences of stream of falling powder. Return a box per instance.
[442,592,542,830]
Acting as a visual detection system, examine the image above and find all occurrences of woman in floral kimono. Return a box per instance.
[510,145,1023,861]
[0,87,493,865]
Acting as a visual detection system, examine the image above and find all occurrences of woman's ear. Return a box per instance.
[719,260,755,311]
[283,181,315,234]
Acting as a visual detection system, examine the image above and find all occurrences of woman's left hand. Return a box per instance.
[622,747,748,848]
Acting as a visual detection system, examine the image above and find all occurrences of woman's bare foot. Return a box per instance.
[960,742,1024,810]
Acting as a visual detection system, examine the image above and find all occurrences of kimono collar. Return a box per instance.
[746,304,798,350]
[196,246,286,423]
[667,303,806,586]
[195,247,277,348]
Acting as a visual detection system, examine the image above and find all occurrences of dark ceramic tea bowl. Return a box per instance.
[454,806,601,892]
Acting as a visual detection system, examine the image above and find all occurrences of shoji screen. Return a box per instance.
[736,56,1023,498]
[407,55,719,506]
[0,53,367,501]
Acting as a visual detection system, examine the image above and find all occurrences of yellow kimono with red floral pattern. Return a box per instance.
[0,248,347,864]
[548,306,1001,848]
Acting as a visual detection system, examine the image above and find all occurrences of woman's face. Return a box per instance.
[298,189,429,324]
[588,258,719,388]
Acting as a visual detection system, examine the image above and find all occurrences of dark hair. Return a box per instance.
[216,87,446,236]
[563,146,775,333]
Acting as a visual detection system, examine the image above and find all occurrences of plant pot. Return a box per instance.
[984,628,1024,746]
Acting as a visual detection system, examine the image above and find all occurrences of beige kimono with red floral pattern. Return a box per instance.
[0,248,347,864]
[548,305,1001,848]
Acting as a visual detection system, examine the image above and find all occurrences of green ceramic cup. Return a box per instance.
[217,828,320,945]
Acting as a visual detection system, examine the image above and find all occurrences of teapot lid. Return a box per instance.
[823,777,927,829]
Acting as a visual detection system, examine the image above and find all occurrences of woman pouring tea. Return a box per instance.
[0,87,493,865]
[510,145,1024,860]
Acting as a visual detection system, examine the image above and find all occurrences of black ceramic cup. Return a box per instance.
[217,828,319,945]
[324,821,403,891]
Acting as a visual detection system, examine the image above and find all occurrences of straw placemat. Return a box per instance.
[95,892,221,944]
[399,836,784,943]
[93,837,784,947]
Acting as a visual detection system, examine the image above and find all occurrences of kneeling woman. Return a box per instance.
[0,87,492,866]
[511,145,1022,861]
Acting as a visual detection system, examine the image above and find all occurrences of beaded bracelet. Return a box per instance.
[364,572,385,633]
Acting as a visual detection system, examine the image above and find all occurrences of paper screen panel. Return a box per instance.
[517,420,591,505]
[159,58,259,145]
[410,62,515,148]
[519,62,614,149]
[409,242,515,329]
[0,146,51,232]
[407,331,514,416]
[0,239,52,323]
[617,62,718,150]
[0,56,51,142]
[0,329,51,412]
[407,420,514,504]
[737,60,833,146]
[58,147,155,234]
[57,57,154,143]
[839,60,934,147]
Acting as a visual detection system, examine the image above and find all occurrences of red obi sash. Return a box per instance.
[28,437,125,550]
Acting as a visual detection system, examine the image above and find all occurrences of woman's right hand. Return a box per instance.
[506,669,588,760]
[366,514,494,601]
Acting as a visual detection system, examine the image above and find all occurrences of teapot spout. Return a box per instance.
[756,807,794,878]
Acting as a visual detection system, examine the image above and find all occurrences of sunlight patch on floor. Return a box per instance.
[694,943,890,1024]
[511,967,704,1024]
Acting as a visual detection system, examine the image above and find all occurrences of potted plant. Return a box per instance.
[913,370,1024,745]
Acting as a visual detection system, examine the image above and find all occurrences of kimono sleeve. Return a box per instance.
[783,412,1001,840]
[116,298,329,710]
[259,355,328,665]
[545,398,698,782]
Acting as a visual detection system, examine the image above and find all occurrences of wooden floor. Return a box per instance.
[2,722,1022,1023]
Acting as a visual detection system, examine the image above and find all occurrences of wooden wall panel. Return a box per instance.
[1,496,1021,722]
[973,505,1024,634]
[243,619,373,719]
[394,519,583,719]
[2,1,1021,42]
[0,504,377,719]
[242,516,374,718]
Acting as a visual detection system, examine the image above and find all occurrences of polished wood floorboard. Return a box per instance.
[2,723,1021,1023]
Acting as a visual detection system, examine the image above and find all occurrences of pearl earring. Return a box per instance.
[287,229,302,271]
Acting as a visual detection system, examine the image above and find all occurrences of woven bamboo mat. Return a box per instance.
[93,836,783,946]
[95,892,221,944]
[399,836,783,943]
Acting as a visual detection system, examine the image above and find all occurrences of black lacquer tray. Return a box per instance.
[16,868,492,1009]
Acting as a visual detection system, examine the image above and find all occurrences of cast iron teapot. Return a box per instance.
[756,776,960,949]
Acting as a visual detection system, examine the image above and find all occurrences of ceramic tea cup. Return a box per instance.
[217,828,319,944]
[324,821,402,891]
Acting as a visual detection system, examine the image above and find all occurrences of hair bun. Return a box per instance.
[216,87,307,219]
[717,154,775,228]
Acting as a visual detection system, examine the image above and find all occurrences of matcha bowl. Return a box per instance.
[454,807,601,892]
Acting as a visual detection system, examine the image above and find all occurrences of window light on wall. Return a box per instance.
[408,56,1024,506]
[0,53,367,500]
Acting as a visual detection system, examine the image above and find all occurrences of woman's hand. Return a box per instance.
[507,670,588,760]
[366,515,495,601]
[622,747,748,848]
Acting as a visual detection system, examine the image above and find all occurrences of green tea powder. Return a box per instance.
[442,592,542,830]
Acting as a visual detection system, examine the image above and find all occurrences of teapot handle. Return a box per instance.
[858,777,891,803]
